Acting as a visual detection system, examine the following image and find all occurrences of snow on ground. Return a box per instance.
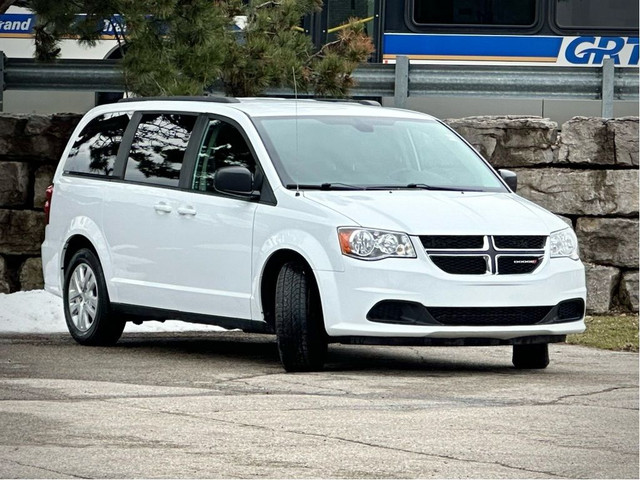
[0,290,224,334]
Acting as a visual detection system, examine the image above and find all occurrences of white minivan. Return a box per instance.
[42,97,586,371]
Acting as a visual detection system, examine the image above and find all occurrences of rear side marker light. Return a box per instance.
[44,184,54,225]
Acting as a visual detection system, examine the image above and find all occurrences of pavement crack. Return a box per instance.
[0,457,89,479]
[528,437,638,456]
[0,392,228,402]
[264,426,566,478]
[220,376,352,396]
[542,386,638,407]
[109,401,564,478]
[226,421,566,478]
[211,372,284,385]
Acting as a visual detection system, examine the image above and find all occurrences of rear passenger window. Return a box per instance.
[192,119,256,193]
[125,113,197,187]
[64,112,131,177]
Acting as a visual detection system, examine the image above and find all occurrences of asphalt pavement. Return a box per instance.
[0,332,637,478]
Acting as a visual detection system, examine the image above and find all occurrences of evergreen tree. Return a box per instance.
[29,0,374,97]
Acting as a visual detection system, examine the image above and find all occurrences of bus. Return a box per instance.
[308,0,638,120]
[1,1,638,118]
[311,0,638,67]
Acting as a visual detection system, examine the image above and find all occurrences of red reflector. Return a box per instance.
[44,184,54,225]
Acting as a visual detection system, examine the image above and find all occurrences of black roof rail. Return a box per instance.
[357,100,382,106]
[311,98,381,106]
[118,95,240,104]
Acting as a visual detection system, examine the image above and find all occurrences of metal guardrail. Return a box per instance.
[3,57,124,92]
[1,52,638,117]
[354,57,638,118]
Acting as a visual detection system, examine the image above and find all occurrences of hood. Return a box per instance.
[302,190,567,235]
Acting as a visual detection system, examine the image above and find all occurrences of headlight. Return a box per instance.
[550,228,580,260]
[338,228,416,260]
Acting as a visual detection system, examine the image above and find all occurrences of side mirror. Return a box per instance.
[213,166,260,199]
[499,169,517,192]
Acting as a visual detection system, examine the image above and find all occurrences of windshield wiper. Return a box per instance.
[285,183,365,190]
[405,183,482,192]
[285,183,482,192]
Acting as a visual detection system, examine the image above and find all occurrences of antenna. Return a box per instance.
[292,67,300,197]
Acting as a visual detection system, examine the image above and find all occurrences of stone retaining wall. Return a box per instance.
[0,113,637,314]
[446,116,638,313]
[0,113,83,296]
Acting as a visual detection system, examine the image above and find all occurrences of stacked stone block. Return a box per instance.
[0,113,82,293]
[446,116,639,314]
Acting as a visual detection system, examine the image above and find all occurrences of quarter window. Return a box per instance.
[555,0,638,30]
[413,0,537,27]
[125,113,197,187]
[192,119,256,193]
[64,112,131,177]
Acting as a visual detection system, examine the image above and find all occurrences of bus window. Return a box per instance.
[325,0,376,42]
[412,0,537,27]
[554,0,638,30]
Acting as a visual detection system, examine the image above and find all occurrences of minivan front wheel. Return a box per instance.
[512,343,549,369]
[275,262,328,372]
[63,248,125,346]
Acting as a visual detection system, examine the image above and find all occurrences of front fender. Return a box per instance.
[257,228,344,272]
[251,226,346,321]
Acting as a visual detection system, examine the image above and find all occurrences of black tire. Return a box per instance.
[63,248,125,346]
[512,343,549,369]
[275,261,328,372]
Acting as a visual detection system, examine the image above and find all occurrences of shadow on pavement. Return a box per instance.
[110,331,523,374]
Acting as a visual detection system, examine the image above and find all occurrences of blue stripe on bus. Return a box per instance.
[0,14,34,34]
[383,34,563,58]
[0,13,126,36]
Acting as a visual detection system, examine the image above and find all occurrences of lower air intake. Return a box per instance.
[426,306,553,326]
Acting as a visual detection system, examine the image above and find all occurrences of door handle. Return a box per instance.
[154,202,173,214]
[177,206,197,216]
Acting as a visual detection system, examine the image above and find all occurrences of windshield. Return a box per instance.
[253,116,506,192]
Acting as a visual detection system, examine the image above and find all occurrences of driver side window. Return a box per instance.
[192,119,256,192]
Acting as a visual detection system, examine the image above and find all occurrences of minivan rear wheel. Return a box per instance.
[275,262,327,372]
[63,248,125,346]
[512,343,549,369]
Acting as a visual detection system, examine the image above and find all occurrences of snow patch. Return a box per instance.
[0,290,224,334]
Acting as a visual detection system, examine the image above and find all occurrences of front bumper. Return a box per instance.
[316,252,586,339]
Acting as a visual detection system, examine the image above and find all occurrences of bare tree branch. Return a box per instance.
[307,39,341,61]
[255,1,281,10]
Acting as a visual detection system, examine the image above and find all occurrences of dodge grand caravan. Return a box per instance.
[42,97,586,371]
